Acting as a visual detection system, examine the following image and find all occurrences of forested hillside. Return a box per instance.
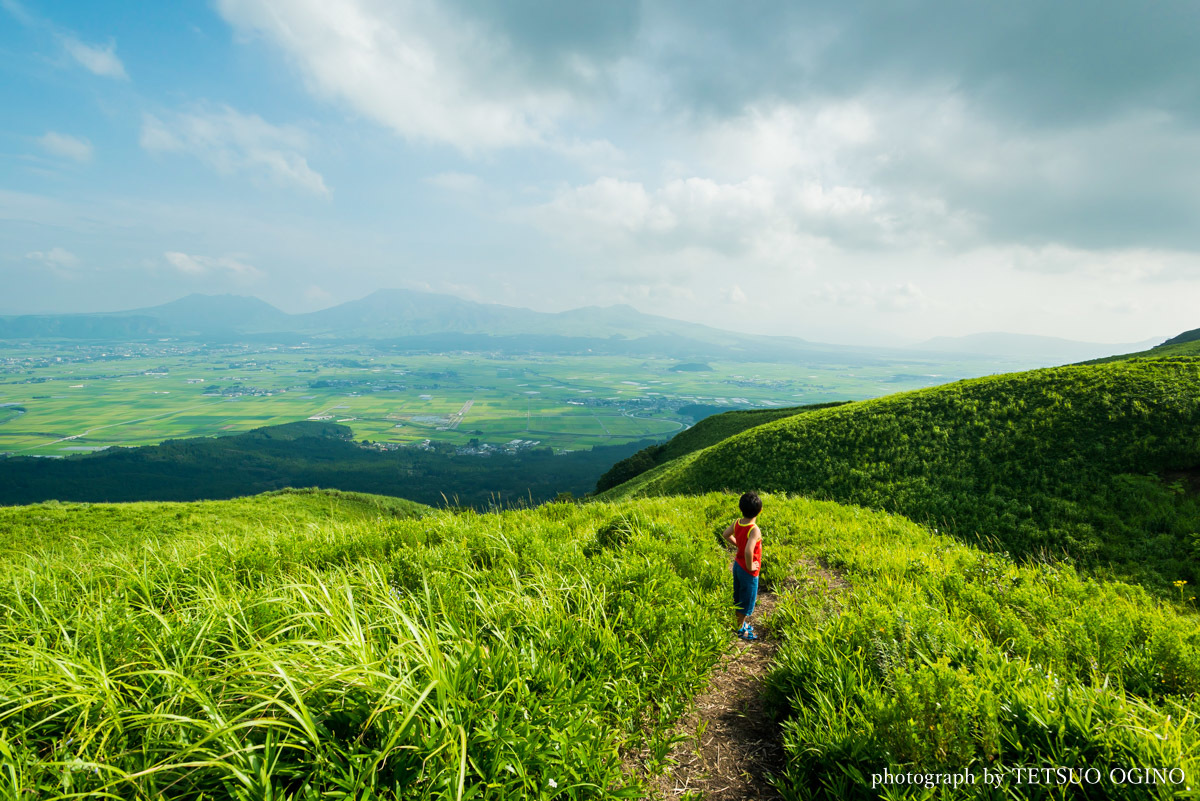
[0,421,645,509]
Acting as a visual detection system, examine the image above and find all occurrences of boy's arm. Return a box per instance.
[722,523,737,547]
[744,527,762,571]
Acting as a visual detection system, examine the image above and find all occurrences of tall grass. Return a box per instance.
[7,490,1200,798]
[0,494,731,799]
[755,494,1200,800]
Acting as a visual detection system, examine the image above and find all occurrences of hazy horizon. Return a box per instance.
[4,1,1200,346]
[0,286,1171,352]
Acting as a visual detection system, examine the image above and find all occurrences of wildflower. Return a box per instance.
[548,779,559,789]
[1173,580,1188,588]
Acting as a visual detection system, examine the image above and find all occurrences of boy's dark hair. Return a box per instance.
[739,491,762,519]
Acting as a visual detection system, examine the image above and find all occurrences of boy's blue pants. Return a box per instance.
[732,561,759,616]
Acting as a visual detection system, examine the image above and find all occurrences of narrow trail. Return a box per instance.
[638,558,849,800]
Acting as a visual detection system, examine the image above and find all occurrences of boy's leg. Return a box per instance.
[742,573,760,637]
[733,564,746,631]
[733,563,755,635]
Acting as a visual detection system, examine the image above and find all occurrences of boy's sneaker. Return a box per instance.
[742,625,759,641]
[736,624,748,639]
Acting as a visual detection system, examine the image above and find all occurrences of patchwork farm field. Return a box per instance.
[0,341,1000,457]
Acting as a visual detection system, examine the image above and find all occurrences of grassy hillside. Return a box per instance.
[0,488,428,575]
[604,359,1200,591]
[1084,328,1200,362]
[3,490,1200,799]
[595,402,848,492]
[1147,341,1200,358]
[0,490,732,799]
[755,492,1200,800]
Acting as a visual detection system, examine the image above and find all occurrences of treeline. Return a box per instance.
[0,422,649,509]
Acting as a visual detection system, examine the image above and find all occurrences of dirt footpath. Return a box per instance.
[642,558,849,800]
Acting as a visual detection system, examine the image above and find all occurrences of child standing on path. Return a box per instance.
[723,491,763,641]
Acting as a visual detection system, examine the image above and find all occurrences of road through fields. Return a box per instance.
[447,399,473,430]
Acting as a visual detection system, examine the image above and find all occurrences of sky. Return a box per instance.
[2,0,1199,346]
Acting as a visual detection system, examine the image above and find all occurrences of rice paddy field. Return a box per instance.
[3,489,1200,799]
[0,341,1000,457]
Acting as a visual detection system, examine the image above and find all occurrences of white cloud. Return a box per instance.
[684,96,984,251]
[723,285,748,304]
[702,94,1200,255]
[0,0,35,26]
[532,174,879,260]
[811,281,930,313]
[982,243,1200,284]
[426,172,482,194]
[303,284,335,306]
[37,131,92,162]
[26,247,79,270]
[540,177,674,234]
[1100,299,1140,315]
[698,101,878,179]
[214,0,572,153]
[61,36,128,79]
[549,137,626,174]
[164,251,260,277]
[141,106,329,196]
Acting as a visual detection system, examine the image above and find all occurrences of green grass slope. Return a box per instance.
[595,402,848,493]
[1163,327,1200,347]
[0,491,732,799]
[0,488,428,575]
[605,360,1200,590]
[756,492,1200,800]
[1084,327,1200,363]
[4,490,1200,799]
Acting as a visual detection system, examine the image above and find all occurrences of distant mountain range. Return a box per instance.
[0,289,1174,364]
[1,289,770,340]
[0,290,855,362]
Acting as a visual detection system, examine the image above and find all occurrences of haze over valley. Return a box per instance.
[0,289,1166,465]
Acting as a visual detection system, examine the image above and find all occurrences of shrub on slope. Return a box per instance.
[616,360,1200,590]
[595,401,848,492]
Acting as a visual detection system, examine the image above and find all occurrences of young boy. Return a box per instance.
[723,491,763,640]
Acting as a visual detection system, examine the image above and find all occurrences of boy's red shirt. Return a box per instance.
[733,521,761,577]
